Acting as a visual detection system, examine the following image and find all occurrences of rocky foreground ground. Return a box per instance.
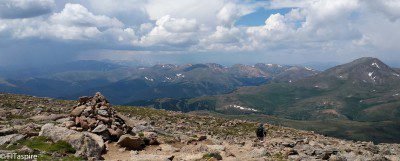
[0,93,399,161]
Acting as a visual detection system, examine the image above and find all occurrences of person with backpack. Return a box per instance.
[256,123,267,142]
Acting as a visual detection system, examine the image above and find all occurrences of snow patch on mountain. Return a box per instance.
[176,73,185,78]
[305,67,313,71]
[145,77,154,81]
[228,104,258,112]
[371,62,380,69]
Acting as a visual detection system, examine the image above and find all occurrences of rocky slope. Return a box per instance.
[0,92,399,160]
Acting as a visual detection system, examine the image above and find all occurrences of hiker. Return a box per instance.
[256,123,267,142]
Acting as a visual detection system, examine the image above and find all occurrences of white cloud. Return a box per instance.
[0,0,55,19]
[217,2,254,26]
[365,0,400,21]
[246,13,294,49]
[138,15,200,47]
[157,15,198,33]
[2,0,400,65]
[0,3,133,42]
[50,3,123,28]
[209,26,241,44]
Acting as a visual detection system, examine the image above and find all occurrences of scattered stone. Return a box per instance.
[64,121,76,128]
[92,124,107,133]
[117,134,145,150]
[79,96,91,104]
[248,148,269,158]
[18,146,34,154]
[131,154,175,161]
[143,132,159,145]
[282,141,296,148]
[0,128,15,136]
[198,135,207,141]
[97,109,109,116]
[0,134,26,146]
[206,145,226,152]
[30,114,67,122]
[71,105,86,117]
[328,155,348,161]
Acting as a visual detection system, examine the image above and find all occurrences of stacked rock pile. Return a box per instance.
[63,92,132,141]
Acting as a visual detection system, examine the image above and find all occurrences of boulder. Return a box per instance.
[143,132,159,145]
[39,123,104,159]
[0,134,26,146]
[0,128,15,136]
[117,134,145,150]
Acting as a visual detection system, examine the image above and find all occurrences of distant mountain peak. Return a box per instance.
[316,57,399,85]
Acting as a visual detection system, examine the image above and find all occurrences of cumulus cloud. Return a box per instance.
[0,0,55,19]
[138,15,200,47]
[364,0,400,21]
[1,0,400,66]
[1,3,131,41]
[217,2,254,26]
[50,3,123,28]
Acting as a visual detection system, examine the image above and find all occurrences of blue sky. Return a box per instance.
[1,0,400,67]
[236,7,292,26]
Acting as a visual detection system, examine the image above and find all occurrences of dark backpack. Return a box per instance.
[256,126,265,137]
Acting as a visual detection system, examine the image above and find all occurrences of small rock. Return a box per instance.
[30,114,67,122]
[248,148,269,158]
[0,128,15,136]
[143,132,159,145]
[97,110,109,116]
[117,134,145,150]
[71,105,86,117]
[87,118,97,128]
[96,115,110,123]
[92,124,107,133]
[206,145,225,152]
[108,128,124,138]
[282,142,296,148]
[328,155,347,161]
[79,96,91,105]
[0,134,26,146]
[18,146,34,154]
[198,135,207,141]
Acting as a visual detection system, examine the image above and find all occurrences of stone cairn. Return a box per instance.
[64,92,132,141]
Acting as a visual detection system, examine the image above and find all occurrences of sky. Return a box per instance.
[1,0,400,68]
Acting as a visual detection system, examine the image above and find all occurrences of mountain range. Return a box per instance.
[0,60,318,104]
[136,57,400,143]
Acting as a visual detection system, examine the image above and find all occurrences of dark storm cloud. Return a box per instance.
[0,0,55,19]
